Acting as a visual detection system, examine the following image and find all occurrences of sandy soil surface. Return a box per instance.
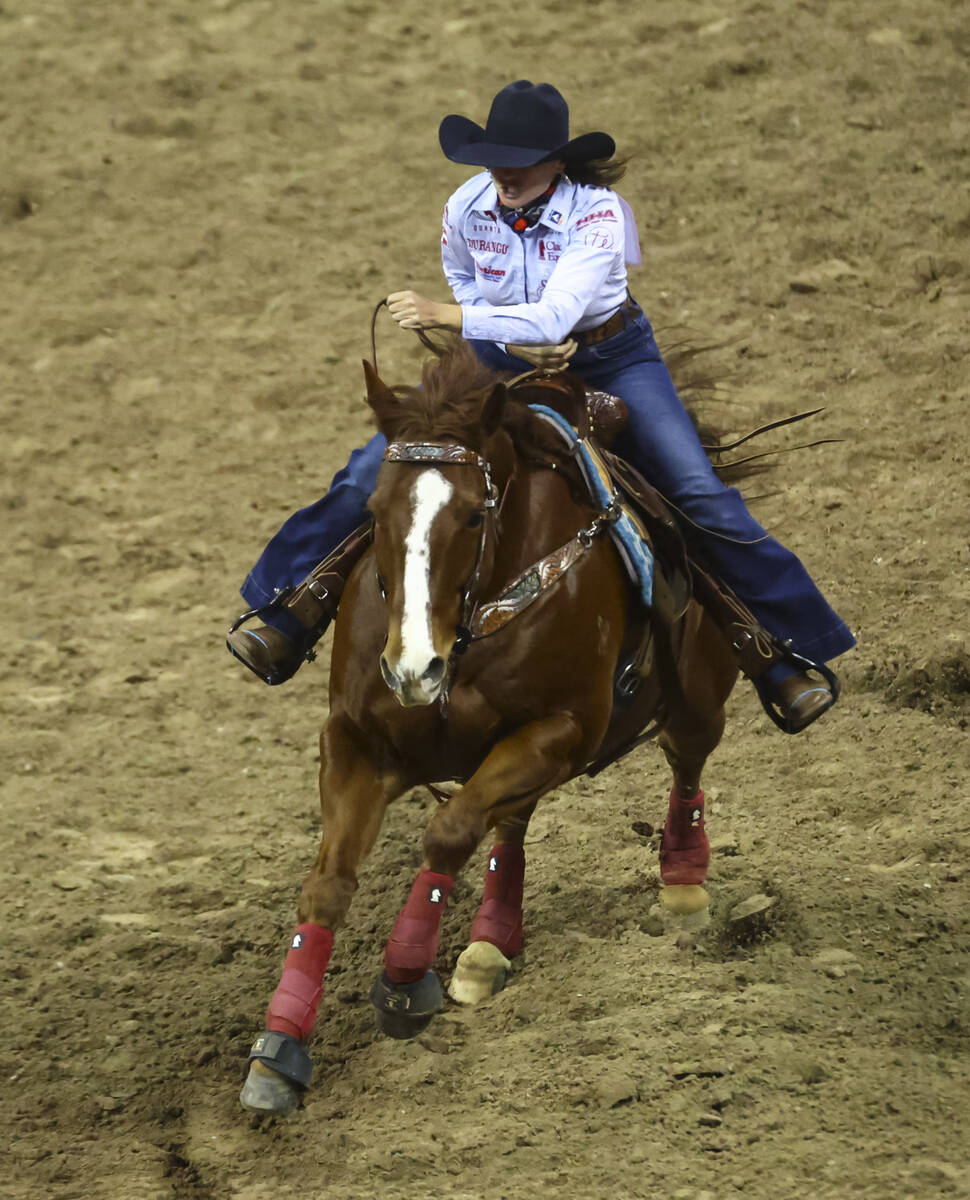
[3,0,969,1197]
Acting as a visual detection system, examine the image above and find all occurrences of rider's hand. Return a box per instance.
[506,339,578,372]
[387,291,462,332]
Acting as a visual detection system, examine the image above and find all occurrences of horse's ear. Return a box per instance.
[362,359,397,430]
[480,382,508,437]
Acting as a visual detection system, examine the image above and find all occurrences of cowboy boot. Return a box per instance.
[226,521,373,686]
[757,661,838,733]
[688,564,840,733]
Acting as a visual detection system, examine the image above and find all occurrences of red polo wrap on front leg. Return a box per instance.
[265,922,335,1039]
[384,869,454,984]
[659,788,709,886]
[469,843,525,957]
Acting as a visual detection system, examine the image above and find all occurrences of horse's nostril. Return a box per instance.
[422,656,446,685]
[380,655,399,690]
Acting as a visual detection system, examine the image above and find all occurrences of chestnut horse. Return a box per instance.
[240,341,737,1113]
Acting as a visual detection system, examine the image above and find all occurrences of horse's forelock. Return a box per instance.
[388,344,505,445]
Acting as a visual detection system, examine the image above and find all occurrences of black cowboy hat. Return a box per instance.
[439,80,616,168]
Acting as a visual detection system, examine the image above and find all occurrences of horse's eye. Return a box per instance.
[466,510,484,529]
[376,573,387,600]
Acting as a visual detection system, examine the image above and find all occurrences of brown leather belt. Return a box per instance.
[572,297,639,347]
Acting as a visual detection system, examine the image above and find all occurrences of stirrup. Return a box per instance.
[226,620,318,686]
[227,584,330,685]
[756,644,840,734]
[227,587,297,636]
[227,520,373,684]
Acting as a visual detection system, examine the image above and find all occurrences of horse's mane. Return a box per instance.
[385,338,510,449]
[379,336,780,491]
[383,340,595,504]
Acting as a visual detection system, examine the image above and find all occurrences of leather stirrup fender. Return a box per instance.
[230,519,374,638]
[283,519,374,631]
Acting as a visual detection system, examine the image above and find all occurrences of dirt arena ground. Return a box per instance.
[3,0,969,1197]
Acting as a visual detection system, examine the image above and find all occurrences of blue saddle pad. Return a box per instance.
[528,404,654,607]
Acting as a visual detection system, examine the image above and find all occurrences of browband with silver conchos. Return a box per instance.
[383,442,498,507]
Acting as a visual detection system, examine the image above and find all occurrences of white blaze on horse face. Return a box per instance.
[397,467,453,685]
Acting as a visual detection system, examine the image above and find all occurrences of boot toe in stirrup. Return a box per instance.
[776,676,835,734]
[226,625,310,686]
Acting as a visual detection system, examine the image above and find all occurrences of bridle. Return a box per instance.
[381,440,501,664]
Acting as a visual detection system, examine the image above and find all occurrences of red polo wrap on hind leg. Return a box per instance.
[265,923,335,1039]
[384,869,454,984]
[469,843,525,957]
[659,789,709,886]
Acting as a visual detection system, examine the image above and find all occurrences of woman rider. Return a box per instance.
[227,80,854,733]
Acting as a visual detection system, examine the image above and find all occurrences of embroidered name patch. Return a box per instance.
[468,238,510,254]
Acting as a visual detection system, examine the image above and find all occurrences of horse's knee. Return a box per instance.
[422,802,486,876]
[297,870,357,929]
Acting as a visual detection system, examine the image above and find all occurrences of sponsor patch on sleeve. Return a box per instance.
[575,206,619,251]
[575,207,617,229]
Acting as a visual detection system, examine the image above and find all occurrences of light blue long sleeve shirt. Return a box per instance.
[441,172,634,346]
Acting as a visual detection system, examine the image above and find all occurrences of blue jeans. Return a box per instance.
[240,438,387,640]
[242,311,854,663]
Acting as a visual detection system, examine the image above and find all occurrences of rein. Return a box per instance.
[370,298,439,378]
[370,296,541,389]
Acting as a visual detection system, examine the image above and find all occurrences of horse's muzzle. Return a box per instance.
[380,653,448,707]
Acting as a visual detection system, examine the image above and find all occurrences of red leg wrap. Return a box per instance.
[659,789,709,886]
[469,843,525,957]
[384,869,454,984]
[265,923,334,1039]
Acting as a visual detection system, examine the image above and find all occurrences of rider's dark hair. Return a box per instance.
[563,156,628,188]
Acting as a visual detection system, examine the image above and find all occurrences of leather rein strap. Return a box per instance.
[370,297,438,376]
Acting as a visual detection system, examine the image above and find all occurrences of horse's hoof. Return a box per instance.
[240,1029,311,1114]
[370,969,443,1039]
[240,1060,302,1114]
[659,884,711,930]
[448,940,512,1005]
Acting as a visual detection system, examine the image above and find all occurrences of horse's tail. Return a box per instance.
[662,335,839,487]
